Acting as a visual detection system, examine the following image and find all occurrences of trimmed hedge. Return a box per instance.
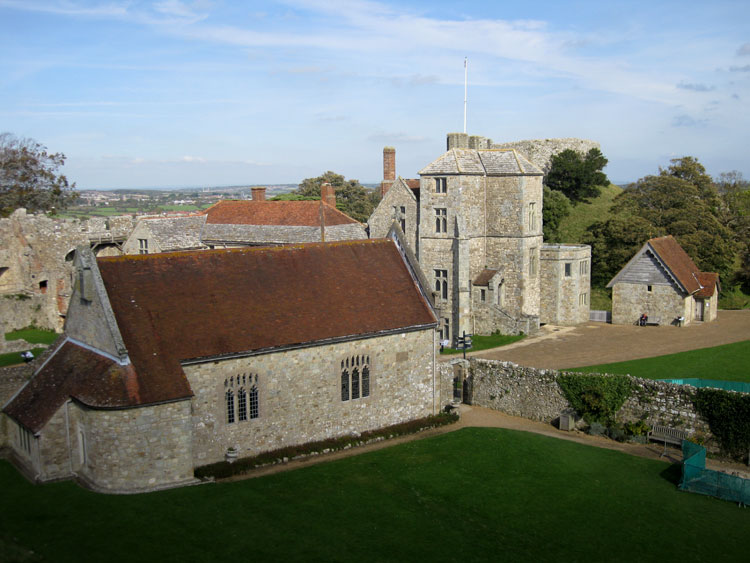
[693,388,750,460]
[557,373,633,425]
[195,412,459,479]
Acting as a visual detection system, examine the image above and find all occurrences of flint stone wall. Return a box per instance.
[443,359,713,440]
[492,138,601,174]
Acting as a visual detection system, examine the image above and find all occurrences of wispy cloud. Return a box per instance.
[367,132,427,143]
[676,82,715,92]
[738,42,750,56]
[729,64,750,72]
[672,114,708,128]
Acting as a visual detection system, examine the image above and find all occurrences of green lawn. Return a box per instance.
[5,327,58,345]
[440,332,525,355]
[574,340,750,382]
[0,347,46,367]
[1,428,747,562]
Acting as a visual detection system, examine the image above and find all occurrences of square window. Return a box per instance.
[564,263,572,277]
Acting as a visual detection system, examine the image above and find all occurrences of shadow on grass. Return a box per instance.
[659,462,683,486]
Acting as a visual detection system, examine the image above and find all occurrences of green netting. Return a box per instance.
[659,378,750,393]
[680,440,750,505]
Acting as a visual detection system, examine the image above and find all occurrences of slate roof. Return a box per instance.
[142,215,207,251]
[202,199,359,227]
[419,149,543,176]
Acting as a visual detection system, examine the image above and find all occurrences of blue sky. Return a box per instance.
[1,0,748,189]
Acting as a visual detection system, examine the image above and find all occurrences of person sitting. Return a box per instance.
[639,313,648,326]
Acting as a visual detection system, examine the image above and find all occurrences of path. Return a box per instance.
[468,309,750,369]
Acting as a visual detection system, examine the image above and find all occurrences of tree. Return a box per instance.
[545,148,610,204]
[0,133,77,217]
[542,186,571,243]
[659,156,718,210]
[585,168,737,285]
[291,171,380,223]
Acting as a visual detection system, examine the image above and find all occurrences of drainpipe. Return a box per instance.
[64,399,74,476]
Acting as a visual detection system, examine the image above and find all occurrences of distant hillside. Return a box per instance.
[556,183,622,244]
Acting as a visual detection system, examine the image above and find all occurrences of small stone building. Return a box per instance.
[607,235,719,326]
[2,238,439,493]
[121,186,366,254]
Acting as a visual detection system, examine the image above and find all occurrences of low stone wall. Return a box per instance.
[441,358,713,441]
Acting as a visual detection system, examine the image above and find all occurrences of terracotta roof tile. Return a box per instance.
[696,272,719,298]
[647,236,702,293]
[95,239,436,400]
[3,341,181,433]
[202,199,359,227]
[473,269,500,286]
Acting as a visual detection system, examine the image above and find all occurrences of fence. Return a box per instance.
[680,440,750,505]
[589,310,611,323]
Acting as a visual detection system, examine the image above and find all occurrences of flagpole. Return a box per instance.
[463,57,468,134]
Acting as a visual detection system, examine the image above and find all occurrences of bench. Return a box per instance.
[645,316,662,326]
[648,425,689,457]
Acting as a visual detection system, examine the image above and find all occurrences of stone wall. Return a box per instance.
[186,328,437,467]
[368,180,419,254]
[450,358,713,439]
[0,365,31,449]
[492,138,601,174]
[612,282,690,326]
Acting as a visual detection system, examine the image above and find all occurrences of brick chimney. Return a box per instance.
[321,183,336,207]
[381,146,396,197]
[251,187,266,201]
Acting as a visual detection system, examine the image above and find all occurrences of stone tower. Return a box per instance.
[417,133,544,340]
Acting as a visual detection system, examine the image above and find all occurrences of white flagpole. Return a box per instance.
[463,57,468,134]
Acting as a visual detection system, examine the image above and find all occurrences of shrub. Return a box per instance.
[557,373,633,425]
[692,388,750,459]
[588,422,606,437]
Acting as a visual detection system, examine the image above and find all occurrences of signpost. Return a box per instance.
[456,330,473,359]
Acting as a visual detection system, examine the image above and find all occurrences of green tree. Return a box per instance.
[291,171,380,223]
[545,148,610,204]
[0,132,78,217]
[585,167,737,285]
[660,156,718,210]
[542,186,572,242]
[716,171,750,288]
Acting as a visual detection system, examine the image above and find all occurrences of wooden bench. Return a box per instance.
[645,316,662,326]
[648,425,689,457]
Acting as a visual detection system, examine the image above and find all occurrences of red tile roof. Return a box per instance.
[4,341,179,433]
[202,199,359,226]
[99,239,435,398]
[696,272,719,298]
[648,236,702,293]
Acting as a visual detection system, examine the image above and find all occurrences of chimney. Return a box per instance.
[251,187,266,201]
[321,183,336,207]
[381,146,396,197]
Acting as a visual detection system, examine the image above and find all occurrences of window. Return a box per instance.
[529,248,538,276]
[579,292,588,306]
[438,318,450,341]
[39,280,48,294]
[17,424,32,455]
[528,202,537,231]
[647,285,653,292]
[435,208,447,233]
[564,263,572,277]
[480,289,486,302]
[579,260,589,276]
[341,355,370,401]
[225,374,259,423]
[138,238,149,255]
[435,177,447,193]
[497,281,505,307]
[435,269,448,300]
[400,206,406,232]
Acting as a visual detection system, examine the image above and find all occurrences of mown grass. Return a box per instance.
[440,332,525,355]
[557,183,622,244]
[1,428,748,563]
[5,327,58,345]
[0,347,46,367]
[574,340,750,382]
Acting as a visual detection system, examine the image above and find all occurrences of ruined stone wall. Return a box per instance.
[492,138,601,174]
[540,245,591,325]
[612,282,690,326]
[0,209,135,332]
[186,328,437,467]
[455,358,712,437]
